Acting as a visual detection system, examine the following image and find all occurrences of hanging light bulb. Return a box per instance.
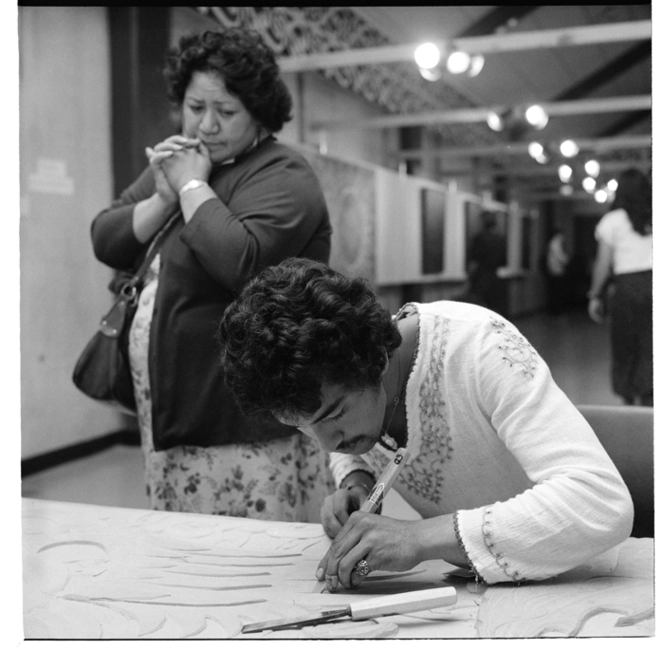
[525,105,549,130]
[584,160,600,178]
[446,50,471,74]
[414,42,443,81]
[560,139,580,158]
[414,42,441,69]
[528,142,544,159]
[558,164,573,183]
[582,177,596,193]
[527,141,549,164]
[468,54,485,77]
[594,189,609,203]
[418,67,443,81]
[560,184,574,196]
[487,111,504,132]
[607,178,618,192]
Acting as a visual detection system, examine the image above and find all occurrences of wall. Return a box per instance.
[283,71,389,168]
[19,7,124,458]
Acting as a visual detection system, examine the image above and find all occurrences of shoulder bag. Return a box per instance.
[72,213,179,413]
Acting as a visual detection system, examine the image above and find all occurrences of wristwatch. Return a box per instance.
[178,179,207,197]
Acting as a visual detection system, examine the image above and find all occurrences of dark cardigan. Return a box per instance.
[91,137,331,450]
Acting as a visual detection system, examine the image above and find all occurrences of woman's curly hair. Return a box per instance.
[163,28,292,133]
[219,258,402,422]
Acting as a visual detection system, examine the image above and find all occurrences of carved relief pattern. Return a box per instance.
[299,152,376,281]
[198,6,500,147]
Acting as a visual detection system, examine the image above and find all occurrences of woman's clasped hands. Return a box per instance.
[145,135,212,202]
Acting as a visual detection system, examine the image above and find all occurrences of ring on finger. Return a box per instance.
[354,559,371,577]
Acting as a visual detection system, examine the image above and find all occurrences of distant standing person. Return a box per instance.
[546,228,570,315]
[588,168,653,406]
[466,211,507,314]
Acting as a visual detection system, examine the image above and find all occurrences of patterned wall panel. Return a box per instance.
[299,150,376,284]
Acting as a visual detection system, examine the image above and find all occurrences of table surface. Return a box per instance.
[22,498,654,640]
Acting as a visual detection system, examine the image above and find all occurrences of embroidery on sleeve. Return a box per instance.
[482,506,522,582]
[453,512,484,583]
[489,317,539,379]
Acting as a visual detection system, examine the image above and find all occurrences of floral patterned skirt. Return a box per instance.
[128,255,335,522]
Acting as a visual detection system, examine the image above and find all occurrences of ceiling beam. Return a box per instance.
[277,20,651,72]
[397,135,651,159]
[311,95,651,130]
[502,160,652,178]
[437,160,651,179]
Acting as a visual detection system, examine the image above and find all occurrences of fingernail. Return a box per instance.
[316,567,324,581]
[325,575,338,592]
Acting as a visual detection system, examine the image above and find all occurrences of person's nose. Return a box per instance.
[199,109,220,135]
[301,424,340,453]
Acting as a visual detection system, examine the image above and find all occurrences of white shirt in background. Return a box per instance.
[595,208,652,275]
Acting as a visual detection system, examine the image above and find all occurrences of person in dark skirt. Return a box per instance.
[588,168,653,406]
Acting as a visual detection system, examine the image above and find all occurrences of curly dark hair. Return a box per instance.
[163,28,293,133]
[611,168,652,236]
[219,258,402,421]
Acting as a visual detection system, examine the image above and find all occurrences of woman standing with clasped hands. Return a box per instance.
[587,168,653,406]
[91,28,334,519]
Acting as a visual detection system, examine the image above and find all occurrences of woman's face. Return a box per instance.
[276,382,387,455]
[182,71,259,164]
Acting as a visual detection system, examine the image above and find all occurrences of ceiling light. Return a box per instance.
[594,189,609,203]
[527,142,549,163]
[487,111,504,132]
[607,178,618,192]
[584,160,600,178]
[558,164,573,183]
[414,42,441,69]
[528,142,544,159]
[468,54,485,77]
[525,105,549,130]
[582,177,596,193]
[560,140,580,158]
[418,66,442,81]
[446,50,471,74]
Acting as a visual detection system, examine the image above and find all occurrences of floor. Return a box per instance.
[21,308,625,519]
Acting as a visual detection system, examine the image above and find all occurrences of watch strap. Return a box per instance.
[178,179,207,197]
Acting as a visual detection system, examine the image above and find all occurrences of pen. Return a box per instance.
[359,447,410,514]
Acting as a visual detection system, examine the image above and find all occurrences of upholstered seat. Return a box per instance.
[577,404,654,538]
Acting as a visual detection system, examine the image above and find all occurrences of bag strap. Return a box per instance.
[128,211,180,287]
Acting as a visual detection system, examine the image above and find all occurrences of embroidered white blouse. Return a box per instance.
[329,301,634,584]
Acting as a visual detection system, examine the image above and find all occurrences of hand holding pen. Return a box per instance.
[317,448,416,591]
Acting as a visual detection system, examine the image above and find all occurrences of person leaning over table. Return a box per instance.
[90,29,335,520]
[218,258,634,589]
